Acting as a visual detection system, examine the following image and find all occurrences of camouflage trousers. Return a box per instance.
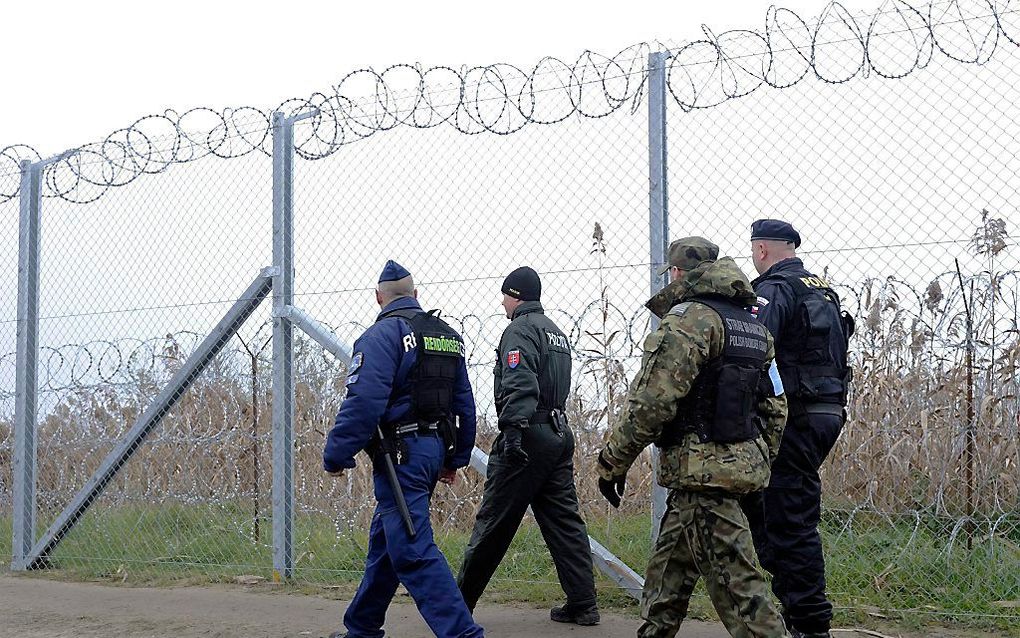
[638,490,789,638]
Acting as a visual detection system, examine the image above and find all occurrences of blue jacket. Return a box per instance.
[323,297,477,472]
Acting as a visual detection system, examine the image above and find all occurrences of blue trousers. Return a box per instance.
[344,434,484,638]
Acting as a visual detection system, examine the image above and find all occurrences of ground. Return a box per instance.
[0,574,678,638]
[1,575,1013,638]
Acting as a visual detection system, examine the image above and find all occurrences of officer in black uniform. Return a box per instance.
[457,266,599,626]
[741,219,854,638]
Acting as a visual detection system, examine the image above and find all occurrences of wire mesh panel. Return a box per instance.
[289,82,655,593]
[663,1,1020,626]
[18,124,276,579]
[0,195,20,569]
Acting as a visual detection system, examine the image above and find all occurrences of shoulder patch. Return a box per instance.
[506,349,521,369]
[668,302,693,317]
[345,353,364,386]
[401,331,417,352]
[349,352,364,374]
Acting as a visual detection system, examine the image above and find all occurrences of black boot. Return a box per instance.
[550,603,600,626]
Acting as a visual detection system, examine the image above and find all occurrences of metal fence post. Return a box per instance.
[270,107,317,581]
[647,51,670,539]
[12,159,42,570]
[271,111,296,581]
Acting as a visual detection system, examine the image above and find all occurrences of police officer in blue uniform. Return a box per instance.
[323,260,484,638]
[741,220,854,638]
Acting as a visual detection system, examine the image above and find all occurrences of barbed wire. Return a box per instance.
[2,0,1019,205]
[2,234,1017,327]
[0,271,1014,400]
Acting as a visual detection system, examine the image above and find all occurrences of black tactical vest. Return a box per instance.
[659,296,771,446]
[763,272,854,405]
[385,308,466,422]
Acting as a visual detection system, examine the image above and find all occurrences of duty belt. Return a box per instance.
[789,401,844,419]
[530,408,568,437]
[802,403,844,417]
[394,421,441,437]
[530,409,553,424]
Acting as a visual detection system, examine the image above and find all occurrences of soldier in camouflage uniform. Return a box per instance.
[596,237,790,638]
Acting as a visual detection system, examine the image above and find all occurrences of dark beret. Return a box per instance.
[750,219,801,248]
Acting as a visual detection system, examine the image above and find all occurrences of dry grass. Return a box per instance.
[2,276,1015,532]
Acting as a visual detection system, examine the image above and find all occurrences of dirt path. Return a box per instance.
[0,575,1006,637]
[0,574,708,638]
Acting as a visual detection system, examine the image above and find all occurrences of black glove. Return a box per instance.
[597,451,625,508]
[501,425,530,466]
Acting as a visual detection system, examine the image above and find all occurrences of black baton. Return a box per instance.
[377,426,416,538]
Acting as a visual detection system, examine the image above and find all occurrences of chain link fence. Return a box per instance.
[662,1,1020,624]
[1,0,1017,631]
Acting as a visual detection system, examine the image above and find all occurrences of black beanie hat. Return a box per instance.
[501,266,541,301]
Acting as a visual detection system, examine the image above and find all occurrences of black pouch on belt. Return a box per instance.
[549,409,567,436]
[437,417,458,463]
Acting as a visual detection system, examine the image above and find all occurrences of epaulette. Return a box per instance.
[667,302,693,317]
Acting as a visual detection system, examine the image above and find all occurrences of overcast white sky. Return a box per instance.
[1,0,878,155]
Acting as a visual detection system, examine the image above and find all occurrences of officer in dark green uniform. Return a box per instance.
[457,266,599,626]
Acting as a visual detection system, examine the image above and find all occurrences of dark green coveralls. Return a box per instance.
[457,301,597,612]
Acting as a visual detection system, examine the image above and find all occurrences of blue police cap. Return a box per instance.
[378,259,411,283]
[750,219,801,248]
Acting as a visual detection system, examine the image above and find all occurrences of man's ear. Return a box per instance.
[413,288,419,299]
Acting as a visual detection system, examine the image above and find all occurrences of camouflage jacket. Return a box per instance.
[598,257,788,494]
